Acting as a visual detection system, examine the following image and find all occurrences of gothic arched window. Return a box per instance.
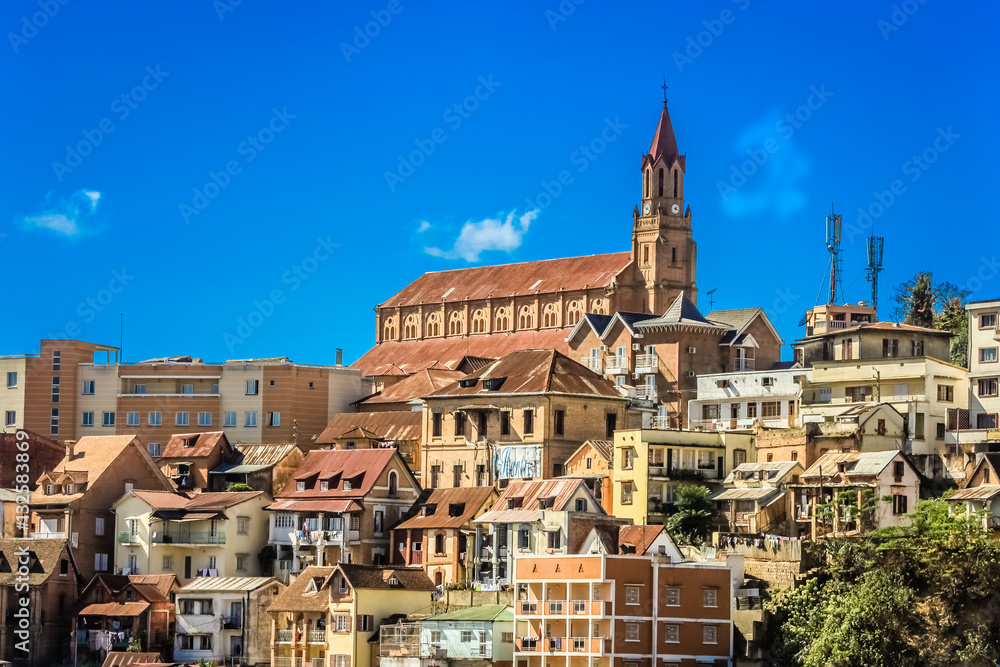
[383,317,397,341]
[566,301,583,326]
[644,169,650,198]
[518,305,535,330]
[658,168,664,197]
[542,303,559,328]
[448,311,464,336]
[403,314,419,340]
[673,169,678,197]
[471,309,487,334]
[426,313,441,337]
[494,307,511,332]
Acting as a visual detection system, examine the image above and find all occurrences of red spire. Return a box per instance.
[647,103,679,163]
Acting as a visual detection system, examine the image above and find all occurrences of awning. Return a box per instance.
[152,510,226,522]
[712,488,782,502]
[266,499,364,513]
[210,464,271,475]
[79,602,150,617]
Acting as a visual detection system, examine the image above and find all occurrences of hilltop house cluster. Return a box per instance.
[1,99,997,667]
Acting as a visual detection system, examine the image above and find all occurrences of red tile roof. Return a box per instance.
[353,327,575,376]
[379,252,632,309]
[276,449,396,500]
[316,411,421,445]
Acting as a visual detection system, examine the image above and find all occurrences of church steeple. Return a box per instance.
[647,81,679,165]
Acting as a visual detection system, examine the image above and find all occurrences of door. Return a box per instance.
[229,635,242,658]
[184,556,191,579]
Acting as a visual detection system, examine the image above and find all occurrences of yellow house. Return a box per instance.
[612,428,754,525]
[268,564,434,667]
[113,489,272,582]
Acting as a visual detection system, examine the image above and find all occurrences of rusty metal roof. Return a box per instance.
[316,411,421,444]
[801,450,901,478]
[948,485,1000,501]
[378,252,632,309]
[161,431,229,459]
[618,525,667,554]
[79,601,150,617]
[396,486,497,530]
[277,449,398,500]
[363,368,464,406]
[233,443,301,466]
[476,478,594,524]
[428,349,623,399]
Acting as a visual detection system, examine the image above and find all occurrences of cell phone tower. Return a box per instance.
[867,236,885,316]
[826,203,843,305]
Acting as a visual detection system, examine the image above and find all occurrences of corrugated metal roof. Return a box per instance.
[801,450,900,478]
[712,488,783,501]
[266,499,363,513]
[277,449,396,500]
[427,604,512,622]
[234,443,301,466]
[161,431,228,459]
[948,485,1000,501]
[178,576,277,593]
[362,368,464,406]
[396,487,497,530]
[476,478,592,524]
[79,601,150,617]
[317,411,421,444]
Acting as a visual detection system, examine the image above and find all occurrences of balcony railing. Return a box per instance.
[276,629,294,643]
[308,630,325,644]
[118,531,139,544]
[734,358,755,371]
[30,531,66,540]
[605,354,628,373]
[153,532,225,545]
[519,601,538,615]
[635,353,658,369]
[585,357,603,374]
[515,638,539,652]
[650,415,672,429]
[635,385,657,401]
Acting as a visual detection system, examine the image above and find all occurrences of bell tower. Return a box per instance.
[632,82,698,314]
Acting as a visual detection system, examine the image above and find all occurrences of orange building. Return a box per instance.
[513,553,736,667]
[564,439,614,514]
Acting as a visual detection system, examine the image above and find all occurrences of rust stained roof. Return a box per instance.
[396,486,497,530]
[276,449,396,500]
[266,498,364,513]
[268,565,335,612]
[353,327,575,376]
[379,252,632,309]
[101,653,168,667]
[363,368,465,406]
[948,485,1000,501]
[428,349,623,399]
[338,564,436,591]
[161,431,228,459]
[618,525,666,555]
[128,489,264,511]
[79,601,150,617]
[317,411,422,444]
[234,443,302,466]
[477,478,592,524]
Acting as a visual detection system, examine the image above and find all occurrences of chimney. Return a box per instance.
[66,440,76,460]
[336,349,343,367]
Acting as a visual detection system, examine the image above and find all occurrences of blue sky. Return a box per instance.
[2,0,997,365]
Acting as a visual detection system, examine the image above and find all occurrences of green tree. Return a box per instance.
[665,484,714,545]
[935,292,970,368]
[227,482,253,491]
[894,271,936,327]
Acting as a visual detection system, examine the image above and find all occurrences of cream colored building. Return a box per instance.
[966,298,1000,432]
[113,489,272,582]
[612,428,755,526]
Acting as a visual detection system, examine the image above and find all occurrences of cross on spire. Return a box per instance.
[661,78,668,107]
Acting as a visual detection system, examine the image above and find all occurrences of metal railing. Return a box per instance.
[584,357,603,373]
[635,385,657,401]
[153,532,225,545]
[635,353,658,368]
[605,355,628,372]
[650,415,672,429]
[118,531,139,544]
[733,358,755,371]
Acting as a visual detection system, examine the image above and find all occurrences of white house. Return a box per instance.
[379,604,513,667]
[688,364,811,431]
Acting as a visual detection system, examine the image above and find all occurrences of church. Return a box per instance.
[356,97,700,377]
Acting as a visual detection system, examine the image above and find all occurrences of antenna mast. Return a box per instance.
[826,203,843,305]
[866,236,885,316]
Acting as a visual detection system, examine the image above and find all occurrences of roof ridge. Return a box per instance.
[400,251,631,277]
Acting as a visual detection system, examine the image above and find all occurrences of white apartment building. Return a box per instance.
[687,365,812,431]
[967,298,1000,432]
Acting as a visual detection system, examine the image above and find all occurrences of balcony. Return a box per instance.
[605,355,628,375]
[635,353,658,373]
[733,358,755,372]
[29,531,66,540]
[153,532,225,545]
[308,630,325,644]
[585,357,603,374]
[518,601,539,615]
[635,385,657,401]
[515,638,539,652]
[118,531,140,544]
[276,629,294,643]
[569,637,611,654]
[650,415,672,429]
[568,600,610,615]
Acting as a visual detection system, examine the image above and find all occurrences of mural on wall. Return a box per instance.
[494,445,541,479]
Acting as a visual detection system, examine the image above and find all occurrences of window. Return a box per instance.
[51,408,58,434]
[178,383,193,395]
[703,625,718,645]
[208,556,217,570]
[224,411,237,427]
[697,450,714,469]
[200,635,213,650]
[430,629,442,645]
[236,554,249,571]
[274,513,294,529]
[95,517,105,535]
[625,622,639,642]
[841,338,853,360]
[430,465,442,488]
[198,412,212,426]
[979,414,999,429]
[980,347,999,363]
[148,442,161,458]
[81,411,94,427]
[912,340,924,356]
[52,350,60,370]
[374,510,384,535]
[179,635,195,650]
[476,410,488,435]
[915,412,925,440]
[133,383,146,394]
[621,481,633,505]
[665,623,680,642]
[978,378,999,397]
[846,386,871,402]
[175,412,189,426]
[892,494,908,515]
[6,371,16,388]
[605,412,617,439]
[162,555,173,570]
[937,385,954,402]
[704,588,718,607]
[335,614,350,632]
[125,482,133,493]
[246,380,259,395]
[454,412,466,437]
[547,530,561,550]
[432,413,442,437]
[762,401,780,418]
[4,411,14,426]
[554,409,565,436]
[94,553,108,572]
[981,313,997,329]
[268,411,280,426]
[936,422,946,440]
[358,615,374,632]
[626,585,640,605]
[575,498,587,512]
[125,411,139,426]
[665,587,680,606]
[434,532,445,555]
[500,411,510,435]
[82,380,95,395]
[518,527,530,549]
[702,403,720,420]
[245,412,258,427]
[883,338,899,358]
[746,402,758,419]
[149,411,162,426]
[237,517,249,535]
[296,481,306,492]
[586,457,592,469]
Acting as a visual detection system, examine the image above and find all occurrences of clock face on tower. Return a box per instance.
[671,203,680,214]
[643,203,650,215]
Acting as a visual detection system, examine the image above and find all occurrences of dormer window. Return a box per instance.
[45,485,54,496]
[65,484,74,495]
[387,576,399,586]
[422,504,436,517]
[482,377,506,391]
[343,480,353,491]
[507,497,523,510]
[183,437,195,448]
[538,497,554,510]
[448,503,464,517]
[297,481,306,492]
[320,481,329,492]
[837,462,848,473]
[458,378,477,388]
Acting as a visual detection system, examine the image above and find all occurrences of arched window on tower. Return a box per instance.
[471,309,487,334]
[644,169,650,198]
[658,168,664,197]
[403,314,419,340]
[383,317,397,341]
[542,303,559,328]
[426,313,441,337]
[643,245,650,265]
[518,305,535,330]
[448,311,464,336]
[673,169,678,197]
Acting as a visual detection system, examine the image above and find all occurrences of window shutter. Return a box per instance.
[346,615,352,632]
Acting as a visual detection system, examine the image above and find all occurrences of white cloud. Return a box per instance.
[19,189,104,237]
[417,220,431,233]
[424,209,539,262]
